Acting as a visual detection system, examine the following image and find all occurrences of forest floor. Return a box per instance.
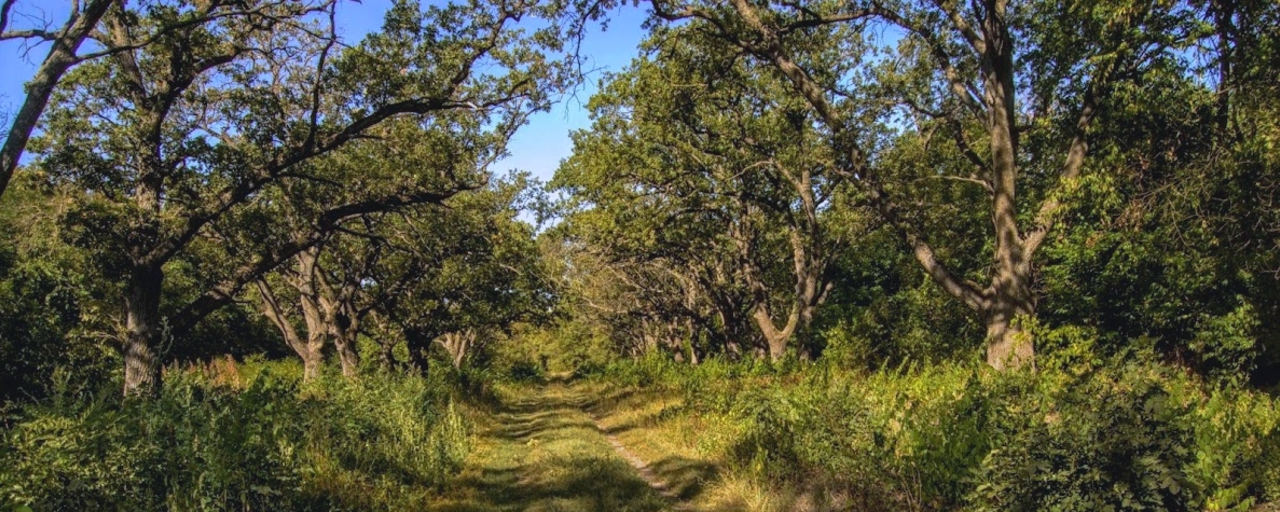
[423,381,719,512]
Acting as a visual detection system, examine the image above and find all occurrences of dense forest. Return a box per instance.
[0,0,1278,510]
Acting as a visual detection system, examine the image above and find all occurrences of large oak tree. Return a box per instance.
[34,0,567,394]
[644,0,1206,369]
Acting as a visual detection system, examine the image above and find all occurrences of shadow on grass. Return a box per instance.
[430,385,677,512]
[647,456,718,501]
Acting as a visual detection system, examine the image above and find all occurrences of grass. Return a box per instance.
[8,357,1274,511]
[580,380,812,512]
[0,360,470,511]
[426,381,679,512]
[570,357,1280,512]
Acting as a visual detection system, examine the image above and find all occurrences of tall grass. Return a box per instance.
[587,356,1280,511]
[0,358,470,511]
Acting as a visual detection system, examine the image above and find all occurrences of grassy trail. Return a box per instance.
[426,382,695,512]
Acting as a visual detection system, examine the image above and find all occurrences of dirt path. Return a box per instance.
[590,416,696,511]
[426,383,690,512]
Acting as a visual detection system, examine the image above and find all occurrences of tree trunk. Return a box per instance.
[314,255,360,378]
[766,335,787,362]
[981,0,1035,370]
[332,316,360,378]
[379,339,396,372]
[684,318,700,365]
[984,266,1036,370]
[455,331,473,368]
[372,313,397,372]
[334,337,359,377]
[641,319,660,355]
[750,302,798,362]
[295,249,329,380]
[254,278,327,381]
[438,331,473,369]
[123,264,163,396]
[302,341,324,380]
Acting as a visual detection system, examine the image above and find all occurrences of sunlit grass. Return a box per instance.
[425,382,675,512]
[573,358,1280,512]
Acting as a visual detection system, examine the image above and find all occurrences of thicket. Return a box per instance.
[0,359,468,511]
[585,354,1280,512]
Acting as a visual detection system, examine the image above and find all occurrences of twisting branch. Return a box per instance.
[0,0,114,198]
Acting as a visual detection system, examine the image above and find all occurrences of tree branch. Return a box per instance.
[0,0,113,198]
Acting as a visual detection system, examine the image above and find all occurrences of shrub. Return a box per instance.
[1177,380,1280,510]
[968,366,1193,512]
[504,359,547,382]
[597,356,1280,511]
[0,362,470,511]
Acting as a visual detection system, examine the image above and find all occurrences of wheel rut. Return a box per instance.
[426,383,692,512]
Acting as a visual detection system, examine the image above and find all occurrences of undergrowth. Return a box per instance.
[585,354,1280,512]
[0,358,469,511]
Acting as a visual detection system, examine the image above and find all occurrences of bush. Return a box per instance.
[504,359,547,382]
[597,356,1280,511]
[968,366,1192,512]
[0,361,470,511]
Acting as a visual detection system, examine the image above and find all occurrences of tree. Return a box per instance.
[247,116,497,380]
[382,175,550,372]
[34,0,566,395]
[0,0,311,199]
[1,0,115,198]
[645,0,1208,369]
[553,32,852,360]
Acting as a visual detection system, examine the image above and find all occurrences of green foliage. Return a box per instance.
[494,321,614,379]
[967,367,1191,512]
[302,366,470,500]
[590,356,1280,511]
[0,174,116,404]
[1,0,1279,509]
[1177,380,1280,510]
[0,362,469,511]
[815,272,982,368]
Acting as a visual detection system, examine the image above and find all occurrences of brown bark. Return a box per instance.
[751,303,798,362]
[313,239,387,379]
[122,116,165,396]
[371,313,397,372]
[122,263,162,396]
[378,340,396,372]
[322,292,361,378]
[684,317,700,365]
[316,278,361,378]
[332,320,360,377]
[729,168,829,362]
[294,248,330,379]
[0,0,114,198]
[640,319,660,356]
[978,0,1036,369]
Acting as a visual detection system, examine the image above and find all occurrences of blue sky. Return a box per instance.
[0,0,650,184]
